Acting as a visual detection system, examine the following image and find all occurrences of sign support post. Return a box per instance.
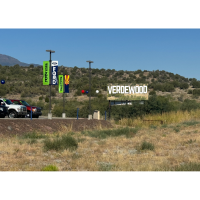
[46,50,55,120]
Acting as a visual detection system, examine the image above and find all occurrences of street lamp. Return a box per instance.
[46,50,55,118]
[86,60,93,117]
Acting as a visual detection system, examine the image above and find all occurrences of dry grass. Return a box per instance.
[118,109,200,128]
[1,118,200,171]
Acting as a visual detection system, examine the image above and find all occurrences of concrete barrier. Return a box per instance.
[93,110,100,120]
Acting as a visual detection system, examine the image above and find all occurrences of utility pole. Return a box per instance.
[46,50,55,119]
[63,65,65,118]
[86,60,93,118]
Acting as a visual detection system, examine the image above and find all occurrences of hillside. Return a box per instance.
[0,64,200,102]
[0,54,39,67]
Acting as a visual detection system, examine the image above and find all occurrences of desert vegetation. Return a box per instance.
[1,110,200,171]
[1,65,200,171]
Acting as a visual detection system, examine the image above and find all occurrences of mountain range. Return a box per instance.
[0,54,40,67]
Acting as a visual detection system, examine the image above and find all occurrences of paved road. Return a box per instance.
[0,116,85,120]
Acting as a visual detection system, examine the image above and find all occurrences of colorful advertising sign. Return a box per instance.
[51,61,58,85]
[107,83,149,101]
[43,61,49,85]
[64,75,70,93]
[59,75,64,93]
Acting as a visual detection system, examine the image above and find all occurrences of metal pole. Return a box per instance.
[49,52,51,113]
[77,108,79,120]
[109,100,110,119]
[63,66,65,114]
[89,62,91,115]
[31,106,32,120]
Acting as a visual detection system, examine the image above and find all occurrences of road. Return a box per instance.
[0,116,85,120]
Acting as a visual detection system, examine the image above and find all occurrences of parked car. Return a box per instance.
[0,97,27,118]
[10,99,42,118]
[0,102,8,118]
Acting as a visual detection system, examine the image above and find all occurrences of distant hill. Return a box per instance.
[0,54,40,67]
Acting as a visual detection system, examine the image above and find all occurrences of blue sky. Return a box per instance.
[0,29,200,80]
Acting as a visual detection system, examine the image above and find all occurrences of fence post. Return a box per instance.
[77,108,79,120]
[31,106,32,120]
[105,111,106,120]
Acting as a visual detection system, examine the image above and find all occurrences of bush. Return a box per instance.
[140,141,154,151]
[82,127,139,139]
[45,96,49,103]
[180,99,200,111]
[182,121,200,126]
[173,127,180,132]
[149,90,156,95]
[44,135,78,151]
[193,89,200,96]
[39,96,44,100]
[179,82,189,89]
[172,162,200,171]
[22,131,47,139]
[41,165,59,171]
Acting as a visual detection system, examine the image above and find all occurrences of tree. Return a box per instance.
[179,82,189,89]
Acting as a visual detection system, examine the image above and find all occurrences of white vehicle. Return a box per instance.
[0,98,27,118]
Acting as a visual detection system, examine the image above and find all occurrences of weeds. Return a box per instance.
[41,165,59,171]
[43,135,78,151]
[97,161,114,171]
[184,139,196,144]
[182,121,200,126]
[72,153,82,159]
[21,131,47,139]
[27,139,37,145]
[155,163,200,172]
[173,127,180,133]
[150,125,157,129]
[82,127,139,139]
[140,141,154,151]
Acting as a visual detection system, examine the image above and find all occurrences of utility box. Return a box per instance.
[93,110,100,120]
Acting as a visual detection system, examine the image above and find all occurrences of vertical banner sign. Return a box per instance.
[65,75,70,93]
[43,61,49,85]
[51,61,58,85]
[59,75,64,93]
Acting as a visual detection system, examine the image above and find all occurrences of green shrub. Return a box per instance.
[140,141,154,151]
[150,125,157,129]
[182,121,200,126]
[45,96,49,103]
[39,96,44,100]
[27,139,38,144]
[161,124,168,128]
[173,162,200,171]
[173,127,180,132]
[44,135,78,151]
[82,127,139,139]
[97,162,115,171]
[41,165,59,171]
[22,131,47,139]
[149,90,156,95]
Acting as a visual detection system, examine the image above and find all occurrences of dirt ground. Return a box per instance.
[0,119,113,136]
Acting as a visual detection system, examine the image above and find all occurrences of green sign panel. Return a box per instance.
[43,61,49,85]
[59,75,64,93]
